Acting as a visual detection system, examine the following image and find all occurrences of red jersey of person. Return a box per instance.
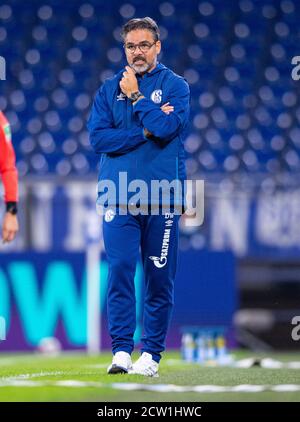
[0,111,18,203]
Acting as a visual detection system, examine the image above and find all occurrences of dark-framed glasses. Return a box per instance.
[124,41,156,54]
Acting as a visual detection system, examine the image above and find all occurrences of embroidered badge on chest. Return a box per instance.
[151,89,162,104]
[104,209,116,222]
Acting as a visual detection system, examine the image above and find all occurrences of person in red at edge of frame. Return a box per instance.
[0,110,19,243]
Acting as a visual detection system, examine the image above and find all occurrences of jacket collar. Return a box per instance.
[142,62,166,77]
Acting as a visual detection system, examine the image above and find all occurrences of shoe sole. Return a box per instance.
[107,365,129,374]
[128,370,159,377]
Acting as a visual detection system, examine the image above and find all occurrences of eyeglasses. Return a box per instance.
[124,41,156,54]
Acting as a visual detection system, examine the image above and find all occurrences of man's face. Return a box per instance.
[124,29,161,74]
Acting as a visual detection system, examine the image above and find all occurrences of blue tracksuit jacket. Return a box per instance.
[87,62,190,207]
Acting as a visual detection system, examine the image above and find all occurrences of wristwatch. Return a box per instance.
[6,201,18,215]
[129,91,143,103]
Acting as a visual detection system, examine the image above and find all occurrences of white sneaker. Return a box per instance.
[107,351,132,374]
[128,352,159,377]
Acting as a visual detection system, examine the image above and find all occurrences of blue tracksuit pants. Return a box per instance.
[103,210,180,363]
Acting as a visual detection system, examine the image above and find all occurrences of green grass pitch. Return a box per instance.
[0,351,299,402]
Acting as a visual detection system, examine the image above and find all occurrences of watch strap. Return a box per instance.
[6,201,18,215]
[129,91,143,102]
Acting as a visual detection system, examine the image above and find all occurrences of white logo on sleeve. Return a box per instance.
[104,209,115,222]
[151,89,162,104]
[117,93,126,101]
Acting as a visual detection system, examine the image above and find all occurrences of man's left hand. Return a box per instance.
[2,212,19,243]
[119,66,139,98]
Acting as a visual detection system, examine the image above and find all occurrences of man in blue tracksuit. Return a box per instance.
[87,17,190,377]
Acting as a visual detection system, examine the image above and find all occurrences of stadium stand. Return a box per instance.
[1,0,299,181]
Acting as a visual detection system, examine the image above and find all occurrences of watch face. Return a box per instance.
[130,92,141,101]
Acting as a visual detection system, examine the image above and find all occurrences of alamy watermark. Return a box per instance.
[0,316,6,341]
[291,316,300,341]
[291,56,300,81]
[96,173,204,227]
[0,56,6,80]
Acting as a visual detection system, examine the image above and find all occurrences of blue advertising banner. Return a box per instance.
[0,251,236,351]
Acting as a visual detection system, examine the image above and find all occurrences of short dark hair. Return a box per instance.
[121,17,160,42]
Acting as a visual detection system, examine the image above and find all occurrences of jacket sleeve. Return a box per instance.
[133,76,190,142]
[0,125,18,203]
[87,85,146,154]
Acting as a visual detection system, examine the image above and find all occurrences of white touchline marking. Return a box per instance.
[0,371,66,381]
[230,385,266,392]
[0,380,299,393]
[272,384,300,392]
[55,380,104,387]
